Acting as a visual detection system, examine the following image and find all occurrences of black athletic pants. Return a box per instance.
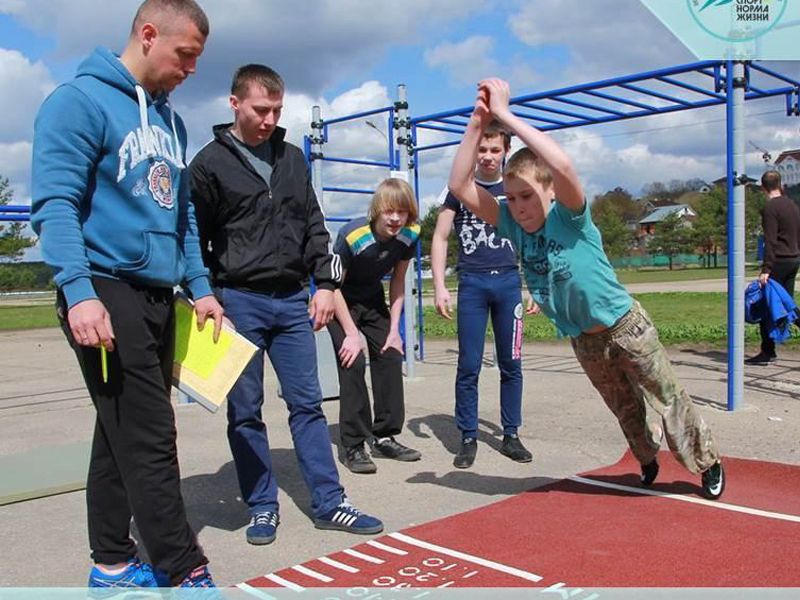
[760,257,800,356]
[327,292,405,449]
[58,277,206,585]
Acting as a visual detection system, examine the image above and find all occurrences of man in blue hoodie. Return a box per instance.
[31,0,222,589]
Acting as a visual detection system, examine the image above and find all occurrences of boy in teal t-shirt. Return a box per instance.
[448,78,725,499]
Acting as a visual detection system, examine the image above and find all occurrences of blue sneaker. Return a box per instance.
[246,511,279,545]
[179,565,216,587]
[176,565,220,599]
[88,558,168,593]
[314,496,383,534]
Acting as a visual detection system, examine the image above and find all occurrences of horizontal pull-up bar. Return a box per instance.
[320,156,393,168]
[655,76,724,100]
[617,83,694,107]
[583,89,657,112]
[322,106,394,127]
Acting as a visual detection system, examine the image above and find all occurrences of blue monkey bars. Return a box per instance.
[310,59,800,409]
[0,205,31,222]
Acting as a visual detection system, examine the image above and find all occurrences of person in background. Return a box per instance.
[745,169,800,365]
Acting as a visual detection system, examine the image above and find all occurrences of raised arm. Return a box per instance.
[447,91,500,226]
[481,78,585,212]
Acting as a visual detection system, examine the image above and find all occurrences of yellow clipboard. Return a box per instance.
[172,296,257,413]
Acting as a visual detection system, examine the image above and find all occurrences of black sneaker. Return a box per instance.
[453,437,477,469]
[745,352,776,365]
[371,437,421,462]
[701,461,725,500]
[641,458,659,487]
[500,435,532,463]
[345,444,377,474]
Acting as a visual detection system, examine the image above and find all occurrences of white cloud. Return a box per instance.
[508,0,695,86]
[425,36,500,87]
[0,141,33,201]
[0,49,55,143]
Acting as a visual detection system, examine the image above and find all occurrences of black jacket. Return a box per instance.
[188,124,341,292]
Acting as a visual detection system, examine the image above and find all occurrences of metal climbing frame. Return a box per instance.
[310,60,800,409]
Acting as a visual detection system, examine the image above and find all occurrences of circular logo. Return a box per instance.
[514,302,523,320]
[687,0,787,43]
[148,161,175,209]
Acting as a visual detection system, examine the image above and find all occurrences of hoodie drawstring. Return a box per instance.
[167,98,183,167]
[134,84,184,169]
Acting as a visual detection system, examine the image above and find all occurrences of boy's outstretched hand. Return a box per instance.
[479,78,512,121]
[472,85,492,129]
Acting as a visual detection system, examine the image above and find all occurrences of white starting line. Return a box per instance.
[569,475,800,524]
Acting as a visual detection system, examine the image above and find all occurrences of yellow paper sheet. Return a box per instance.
[172,297,258,413]
[174,300,233,379]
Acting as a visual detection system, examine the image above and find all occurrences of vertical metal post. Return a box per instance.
[311,106,324,209]
[396,84,417,378]
[726,61,746,411]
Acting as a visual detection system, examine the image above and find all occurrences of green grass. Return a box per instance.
[422,291,800,348]
[0,305,59,331]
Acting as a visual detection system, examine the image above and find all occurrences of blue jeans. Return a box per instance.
[455,269,524,439]
[221,287,344,518]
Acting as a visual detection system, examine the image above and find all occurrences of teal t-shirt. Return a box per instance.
[496,200,632,337]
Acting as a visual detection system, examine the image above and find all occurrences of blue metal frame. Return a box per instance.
[725,61,737,412]
[410,60,798,133]
[1,205,31,222]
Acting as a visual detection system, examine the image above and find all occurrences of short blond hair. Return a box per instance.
[368,178,419,225]
[504,147,553,186]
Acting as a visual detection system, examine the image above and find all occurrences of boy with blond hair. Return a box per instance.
[448,78,725,499]
[330,178,422,474]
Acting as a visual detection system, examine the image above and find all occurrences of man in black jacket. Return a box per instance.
[746,169,800,365]
[189,64,382,545]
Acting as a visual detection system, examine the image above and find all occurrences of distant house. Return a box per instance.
[774,149,800,186]
[642,198,676,214]
[638,204,697,236]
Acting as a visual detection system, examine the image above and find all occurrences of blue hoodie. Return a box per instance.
[744,279,798,343]
[31,46,211,308]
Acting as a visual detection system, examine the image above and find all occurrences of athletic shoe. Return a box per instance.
[499,435,532,463]
[701,461,725,500]
[176,565,219,599]
[88,558,167,591]
[453,437,477,469]
[345,443,377,474]
[314,496,384,534]
[641,458,659,487]
[246,511,279,545]
[745,352,776,365]
[371,437,421,462]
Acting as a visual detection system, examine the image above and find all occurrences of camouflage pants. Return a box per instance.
[571,301,719,474]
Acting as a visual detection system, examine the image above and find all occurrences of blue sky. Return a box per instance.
[1,0,799,260]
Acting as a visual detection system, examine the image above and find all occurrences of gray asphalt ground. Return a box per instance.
[1,323,799,588]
